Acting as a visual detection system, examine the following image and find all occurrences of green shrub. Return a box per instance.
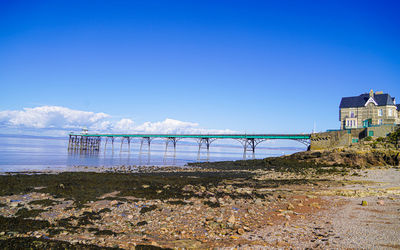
[364,136,373,141]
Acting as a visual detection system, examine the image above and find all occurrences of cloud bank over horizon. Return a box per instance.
[0,106,235,136]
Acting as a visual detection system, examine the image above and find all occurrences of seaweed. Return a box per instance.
[15,208,45,218]
[136,245,172,250]
[0,237,121,249]
[29,199,61,207]
[76,211,102,226]
[140,205,157,214]
[94,229,117,236]
[137,221,148,226]
[0,215,50,233]
[203,201,220,208]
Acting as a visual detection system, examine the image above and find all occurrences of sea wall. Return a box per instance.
[310,125,398,150]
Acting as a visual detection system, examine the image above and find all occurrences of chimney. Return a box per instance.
[375,91,383,95]
[369,89,374,97]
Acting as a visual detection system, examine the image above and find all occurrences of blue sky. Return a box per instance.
[1,0,399,135]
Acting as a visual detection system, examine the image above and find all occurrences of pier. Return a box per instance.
[68,133,311,159]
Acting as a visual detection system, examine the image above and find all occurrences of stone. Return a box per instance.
[377,200,384,205]
[228,214,235,224]
[287,203,295,210]
[209,197,217,203]
[237,228,245,235]
[142,185,150,188]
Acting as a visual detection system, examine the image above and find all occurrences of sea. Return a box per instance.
[0,135,306,172]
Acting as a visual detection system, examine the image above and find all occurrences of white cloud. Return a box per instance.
[0,106,235,136]
[0,106,109,130]
[113,118,135,133]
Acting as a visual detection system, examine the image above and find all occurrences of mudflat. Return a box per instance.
[0,163,399,249]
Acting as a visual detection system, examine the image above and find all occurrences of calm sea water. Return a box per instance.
[0,135,306,172]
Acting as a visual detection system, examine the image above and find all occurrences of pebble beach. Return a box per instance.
[0,163,399,249]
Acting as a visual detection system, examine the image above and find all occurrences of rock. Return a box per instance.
[243,226,251,232]
[310,202,321,209]
[237,228,245,235]
[361,200,368,206]
[287,203,295,210]
[209,197,217,203]
[377,200,384,205]
[215,217,223,223]
[142,185,150,188]
[255,198,263,205]
[228,214,235,224]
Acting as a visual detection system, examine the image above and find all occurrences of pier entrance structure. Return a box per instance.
[68,133,311,159]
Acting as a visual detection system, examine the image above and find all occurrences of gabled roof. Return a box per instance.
[340,93,396,108]
[397,104,400,110]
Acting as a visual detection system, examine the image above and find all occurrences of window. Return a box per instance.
[349,111,355,118]
[388,109,393,116]
[378,119,383,125]
[378,109,383,116]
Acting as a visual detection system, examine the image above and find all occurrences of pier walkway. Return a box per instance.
[68,133,311,159]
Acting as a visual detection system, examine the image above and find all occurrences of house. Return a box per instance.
[339,90,400,130]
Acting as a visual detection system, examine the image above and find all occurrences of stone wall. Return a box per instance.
[310,128,364,150]
[366,125,399,138]
[309,125,398,150]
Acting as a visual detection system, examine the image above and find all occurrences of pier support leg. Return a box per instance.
[197,138,215,161]
[163,138,178,163]
[239,139,265,160]
[120,137,124,154]
[68,135,72,150]
[139,137,152,163]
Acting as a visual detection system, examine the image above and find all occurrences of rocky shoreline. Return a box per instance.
[0,142,399,248]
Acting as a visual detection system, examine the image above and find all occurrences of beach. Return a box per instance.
[0,162,399,249]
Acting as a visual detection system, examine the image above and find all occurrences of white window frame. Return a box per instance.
[378,119,383,125]
[378,109,383,116]
[388,109,393,117]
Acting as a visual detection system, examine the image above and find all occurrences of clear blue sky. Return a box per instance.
[1,0,399,134]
